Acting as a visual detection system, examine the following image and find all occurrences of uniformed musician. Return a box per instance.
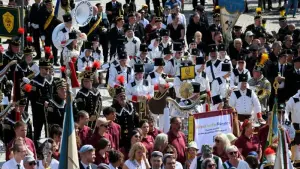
[108,51,134,88]
[260,147,276,169]
[46,78,67,127]
[194,57,210,99]
[159,29,172,50]
[148,36,163,59]
[29,0,42,59]
[245,15,267,38]
[125,64,154,118]
[90,35,103,61]
[162,47,173,64]
[230,56,252,90]
[74,69,102,126]
[164,42,184,77]
[229,74,263,122]
[77,42,94,72]
[111,86,139,146]
[218,44,232,65]
[57,13,77,48]
[211,63,231,111]
[205,44,222,83]
[124,26,141,58]
[277,16,291,42]
[124,12,145,42]
[129,43,152,68]
[27,58,54,142]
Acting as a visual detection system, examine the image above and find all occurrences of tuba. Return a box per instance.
[255,86,268,101]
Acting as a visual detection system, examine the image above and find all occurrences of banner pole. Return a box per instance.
[20,2,24,50]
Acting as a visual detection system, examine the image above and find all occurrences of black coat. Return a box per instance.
[105,1,123,23]
[186,21,208,45]
[284,66,300,99]
[123,23,145,42]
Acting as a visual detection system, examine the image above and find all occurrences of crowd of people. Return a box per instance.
[0,0,300,168]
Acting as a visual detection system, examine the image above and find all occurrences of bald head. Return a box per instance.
[93,6,98,15]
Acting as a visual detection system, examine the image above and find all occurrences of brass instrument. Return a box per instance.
[166,94,207,113]
[0,103,14,120]
[179,82,194,99]
[107,85,116,98]
[254,86,268,101]
[0,60,17,79]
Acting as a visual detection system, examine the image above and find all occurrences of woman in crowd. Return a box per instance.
[244,155,259,169]
[94,138,111,165]
[213,133,231,162]
[226,133,237,145]
[89,118,115,149]
[37,139,59,169]
[108,150,124,169]
[153,133,168,153]
[194,31,207,58]
[49,124,62,160]
[167,13,185,42]
[120,129,142,160]
[235,120,262,160]
[201,158,217,169]
[185,141,198,169]
[123,142,151,169]
[222,145,250,169]
[139,119,155,159]
[74,123,82,149]
[163,144,183,169]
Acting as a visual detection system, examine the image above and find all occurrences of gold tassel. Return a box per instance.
[256,7,262,15]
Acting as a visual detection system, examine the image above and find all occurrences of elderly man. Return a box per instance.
[79,145,98,169]
[23,155,36,169]
[151,151,163,169]
[190,145,223,169]
[2,143,27,169]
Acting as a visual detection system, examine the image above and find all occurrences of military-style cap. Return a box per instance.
[128,12,135,17]
[23,46,34,55]
[253,65,264,72]
[98,163,110,169]
[254,15,262,19]
[233,25,242,31]
[124,25,133,32]
[63,13,72,22]
[116,15,124,21]
[209,25,218,32]
[118,51,127,60]
[293,56,300,63]
[208,44,218,53]
[154,58,165,66]
[160,29,169,37]
[134,64,144,73]
[191,48,200,56]
[69,32,77,40]
[249,44,259,51]
[117,44,125,53]
[44,0,52,3]
[213,13,220,18]
[79,145,95,153]
[89,34,99,42]
[82,70,95,80]
[39,58,52,68]
[155,17,162,22]
[191,82,200,93]
[140,44,148,52]
[221,63,231,72]
[218,44,226,51]
[10,36,21,46]
[286,49,294,55]
[173,42,183,52]
[23,155,36,164]
[239,74,248,82]
[55,78,67,89]
[83,41,93,50]
[163,47,172,55]
[196,57,205,65]
[18,98,27,106]
[279,16,287,21]
[115,86,125,96]
[237,55,246,61]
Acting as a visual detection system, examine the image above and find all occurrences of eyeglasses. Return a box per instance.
[166,151,174,154]
[28,162,36,166]
[207,163,216,168]
[229,151,238,155]
[134,135,141,138]
[100,124,108,128]
[214,139,220,143]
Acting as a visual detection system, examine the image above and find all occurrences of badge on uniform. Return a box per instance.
[180,65,195,81]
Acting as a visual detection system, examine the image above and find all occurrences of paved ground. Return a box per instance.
[0,0,300,166]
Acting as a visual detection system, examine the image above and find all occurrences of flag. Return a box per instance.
[58,84,79,169]
[274,128,293,169]
[265,98,279,150]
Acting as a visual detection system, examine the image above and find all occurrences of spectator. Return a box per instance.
[153,133,168,152]
[163,144,183,169]
[103,107,121,150]
[167,13,185,42]
[123,142,151,169]
[139,119,155,158]
[79,145,98,169]
[167,117,186,164]
[244,155,258,169]
[151,151,163,169]
[190,144,223,169]
[49,124,62,160]
[235,120,262,160]
[36,139,59,169]
[165,0,181,9]
[213,133,231,162]
[201,158,217,169]
[108,150,124,169]
[2,142,26,169]
[186,12,208,45]
[23,155,37,169]
[148,116,162,139]
[185,141,198,169]
[6,121,36,161]
[77,110,92,146]
[120,129,142,160]
[223,145,250,169]
[226,133,237,145]
[163,154,176,169]
[89,118,115,149]
[167,3,186,26]
[95,138,111,165]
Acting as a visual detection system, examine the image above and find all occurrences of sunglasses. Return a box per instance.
[134,135,141,138]
[29,161,36,166]
[229,151,238,155]
[166,151,174,154]
[208,164,216,168]
[100,124,108,128]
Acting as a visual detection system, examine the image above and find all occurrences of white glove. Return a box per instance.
[102,28,107,32]
[22,77,30,84]
[41,35,45,41]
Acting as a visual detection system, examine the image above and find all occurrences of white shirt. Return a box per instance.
[230,68,251,89]
[189,156,224,169]
[146,71,167,86]
[37,159,59,169]
[2,158,24,169]
[125,79,154,102]
[77,56,94,72]
[205,59,222,83]
[140,18,149,28]
[125,37,141,57]
[285,90,300,123]
[278,63,286,88]
[108,65,134,88]
[164,58,181,77]
[195,72,210,92]
[124,159,147,169]
[223,160,250,169]
[211,76,229,103]
[229,88,261,115]
[167,13,186,26]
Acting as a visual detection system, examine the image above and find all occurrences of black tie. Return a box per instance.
[280,64,283,76]
[17,164,20,169]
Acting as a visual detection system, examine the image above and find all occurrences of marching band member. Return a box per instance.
[61,32,81,66]
[211,63,231,111]
[194,57,210,99]
[205,44,222,83]
[230,56,251,90]
[125,64,154,113]
[26,58,54,142]
[162,46,173,64]
[74,69,102,126]
[148,36,163,59]
[111,86,139,147]
[164,42,184,77]
[90,35,103,61]
[229,74,263,122]
[218,44,231,65]
[248,63,271,115]
[108,51,134,88]
[159,29,172,50]
[57,13,77,47]
[129,43,152,67]
[124,25,141,58]
[189,48,201,63]
[77,42,94,72]
[260,147,276,169]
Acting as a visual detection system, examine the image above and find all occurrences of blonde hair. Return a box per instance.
[214,133,230,151]
[226,145,238,154]
[233,38,242,48]
[194,31,202,40]
[128,142,147,160]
